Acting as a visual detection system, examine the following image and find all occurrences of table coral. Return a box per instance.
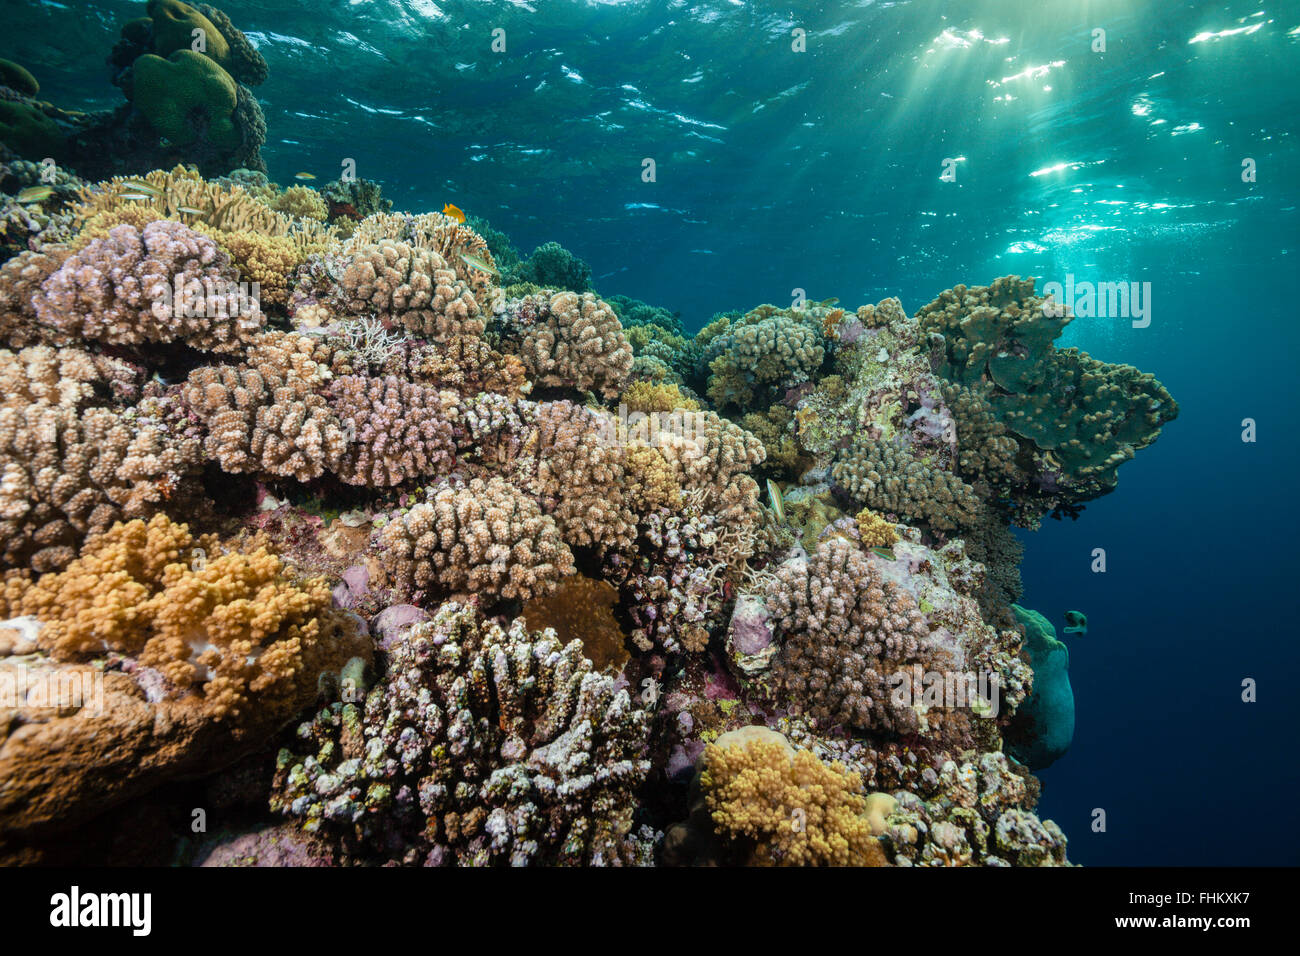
[271,599,650,865]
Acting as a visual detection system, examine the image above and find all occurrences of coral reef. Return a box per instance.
[0,140,1180,869]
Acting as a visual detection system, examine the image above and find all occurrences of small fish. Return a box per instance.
[870,547,896,561]
[458,250,498,277]
[294,172,317,181]
[118,192,155,202]
[119,179,162,196]
[1063,610,1088,636]
[175,206,207,216]
[15,186,53,204]
[442,202,466,224]
[766,478,785,525]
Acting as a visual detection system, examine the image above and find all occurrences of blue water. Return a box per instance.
[9,0,1298,864]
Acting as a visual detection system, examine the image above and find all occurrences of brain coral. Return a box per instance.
[271,600,650,865]
[32,221,264,352]
[378,475,575,603]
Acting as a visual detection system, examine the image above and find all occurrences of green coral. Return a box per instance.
[132,50,240,149]
[146,0,231,62]
[0,58,38,96]
[0,101,64,158]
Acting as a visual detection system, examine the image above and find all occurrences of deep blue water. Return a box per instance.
[8,0,1298,864]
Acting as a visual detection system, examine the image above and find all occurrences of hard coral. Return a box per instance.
[271,600,650,865]
[379,475,575,604]
[768,538,935,733]
[33,221,264,352]
[701,728,887,866]
[2,514,367,723]
[515,291,633,398]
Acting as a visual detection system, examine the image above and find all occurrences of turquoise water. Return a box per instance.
[4,0,1298,864]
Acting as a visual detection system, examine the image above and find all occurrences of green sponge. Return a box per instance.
[132,50,239,149]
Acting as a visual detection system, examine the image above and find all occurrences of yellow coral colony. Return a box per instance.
[701,729,888,866]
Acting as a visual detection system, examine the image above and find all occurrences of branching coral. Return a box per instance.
[533,401,636,552]
[701,727,887,866]
[183,360,346,482]
[378,475,575,603]
[0,401,201,571]
[832,435,980,532]
[271,600,649,865]
[768,538,935,733]
[33,221,264,352]
[1,513,367,723]
[345,211,497,306]
[706,311,825,409]
[855,507,899,549]
[339,239,484,342]
[513,291,633,398]
[0,248,73,347]
[270,185,327,222]
[620,380,699,414]
[325,375,457,486]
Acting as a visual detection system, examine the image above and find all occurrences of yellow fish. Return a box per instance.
[443,202,466,224]
[294,172,317,181]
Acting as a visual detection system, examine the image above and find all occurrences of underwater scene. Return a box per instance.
[0,0,1295,879]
